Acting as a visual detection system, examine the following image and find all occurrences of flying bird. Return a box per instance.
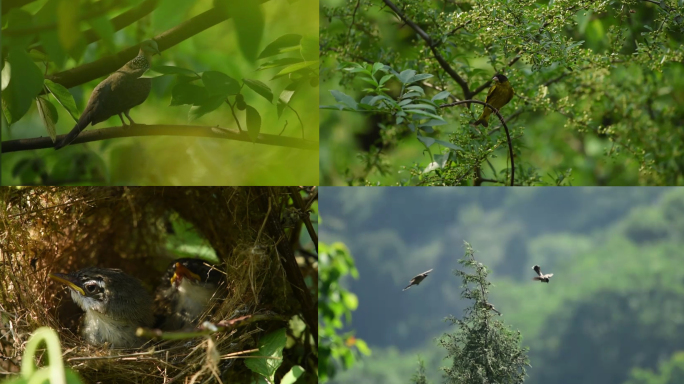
[403,269,433,291]
[532,265,553,283]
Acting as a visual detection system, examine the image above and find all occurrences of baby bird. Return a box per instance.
[50,267,154,348]
[403,269,433,291]
[154,258,225,330]
[532,265,553,283]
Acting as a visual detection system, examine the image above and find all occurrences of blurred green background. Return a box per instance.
[319,187,684,384]
[2,0,318,185]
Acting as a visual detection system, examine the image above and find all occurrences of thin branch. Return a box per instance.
[1,124,318,153]
[288,187,318,253]
[440,100,515,186]
[381,0,471,98]
[45,0,270,90]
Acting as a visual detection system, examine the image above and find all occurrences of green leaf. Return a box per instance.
[87,16,116,53]
[407,74,433,84]
[330,90,358,110]
[435,139,463,151]
[35,0,66,68]
[223,1,264,62]
[258,34,302,59]
[244,78,274,103]
[432,90,452,101]
[397,69,417,84]
[44,79,79,122]
[171,83,209,106]
[245,105,262,143]
[1,47,45,125]
[245,328,287,381]
[272,61,318,79]
[152,65,200,78]
[188,95,225,121]
[417,135,435,148]
[281,366,304,384]
[202,71,241,96]
[301,35,318,61]
[36,96,58,141]
[256,58,302,71]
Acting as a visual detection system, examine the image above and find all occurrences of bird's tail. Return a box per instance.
[402,285,412,291]
[54,122,87,150]
[473,108,492,127]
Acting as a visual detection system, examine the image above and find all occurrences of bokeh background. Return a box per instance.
[2,0,318,185]
[320,187,684,384]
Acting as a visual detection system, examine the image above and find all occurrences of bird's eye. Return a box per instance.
[84,283,98,293]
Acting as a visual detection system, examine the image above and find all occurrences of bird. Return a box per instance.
[532,265,553,283]
[403,269,433,291]
[481,302,501,315]
[153,258,225,331]
[54,39,161,149]
[49,267,154,348]
[473,74,514,128]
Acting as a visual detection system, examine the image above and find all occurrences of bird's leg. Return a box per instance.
[123,110,137,125]
[118,113,129,127]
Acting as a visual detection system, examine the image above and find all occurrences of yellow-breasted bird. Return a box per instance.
[473,74,514,128]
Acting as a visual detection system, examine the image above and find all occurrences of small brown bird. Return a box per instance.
[49,267,154,348]
[54,40,161,149]
[532,265,553,283]
[481,302,501,315]
[403,269,433,291]
[153,258,225,330]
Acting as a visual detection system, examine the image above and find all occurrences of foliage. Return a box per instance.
[624,352,684,384]
[1,0,318,185]
[410,357,429,384]
[440,242,530,384]
[318,241,371,382]
[0,327,84,384]
[320,0,684,186]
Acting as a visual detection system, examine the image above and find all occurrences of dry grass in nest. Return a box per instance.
[0,187,318,383]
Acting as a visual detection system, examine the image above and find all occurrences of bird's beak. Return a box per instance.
[170,263,201,285]
[49,273,85,296]
[492,76,499,82]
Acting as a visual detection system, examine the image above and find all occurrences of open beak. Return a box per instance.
[49,273,85,295]
[170,262,201,285]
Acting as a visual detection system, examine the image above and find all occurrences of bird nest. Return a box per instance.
[0,187,318,383]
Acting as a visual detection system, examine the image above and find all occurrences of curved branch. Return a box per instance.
[440,100,515,186]
[288,187,318,253]
[1,124,318,153]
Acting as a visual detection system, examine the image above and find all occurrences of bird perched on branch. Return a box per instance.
[54,39,161,149]
[153,258,225,330]
[532,265,553,283]
[481,302,501,315]
[403,269,433,291]
[473,74,514,128]
[49,267,154,348]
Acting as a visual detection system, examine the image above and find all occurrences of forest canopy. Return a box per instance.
[320,0,684,186]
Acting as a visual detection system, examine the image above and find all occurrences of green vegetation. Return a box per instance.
[320,0,684,185]
[319,187,684,384]
[2,0,318,185]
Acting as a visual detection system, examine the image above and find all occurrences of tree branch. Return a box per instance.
[440,100,515,186]
[288,187,318,253]
[45,0,270,90]
[381,0,471,98]
[1,124,318,153]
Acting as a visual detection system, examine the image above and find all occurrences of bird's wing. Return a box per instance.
[421,269,434,275]
[403,283,413,291]
[533,265,542,276]
[545,274,554,278]
[532,277,543,281]
[484,82,500,104]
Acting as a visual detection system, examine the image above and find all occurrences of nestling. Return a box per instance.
[154,258,225,330]
[403,269,433,291]
[54,39,161,149]
[532,265,553,283]
[50,267,154,348]
[474,74,514,128]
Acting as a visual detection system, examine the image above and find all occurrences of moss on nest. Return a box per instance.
[0,187,318,383]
